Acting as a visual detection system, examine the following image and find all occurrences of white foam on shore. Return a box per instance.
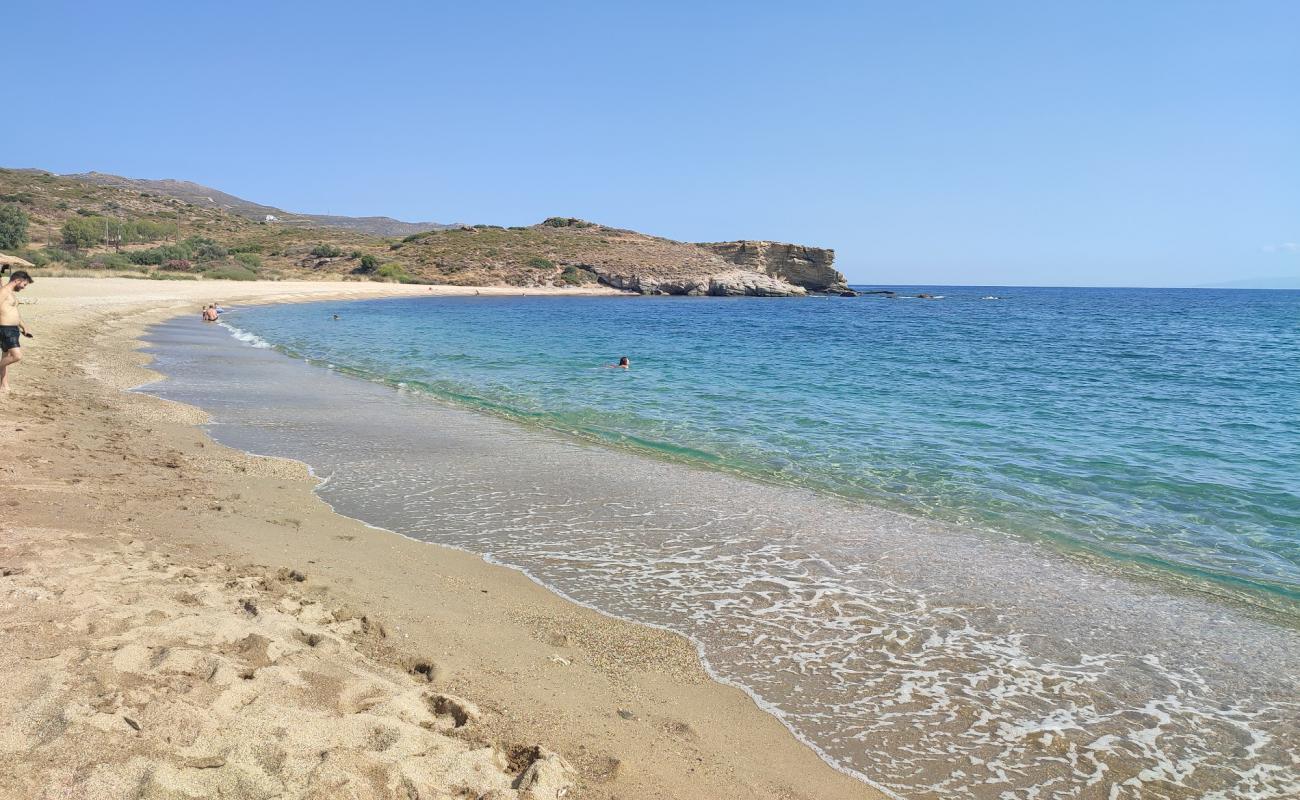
[137,314,1300,800]
[218,320,273,349]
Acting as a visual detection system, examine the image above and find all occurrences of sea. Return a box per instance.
[139,287,1300,800]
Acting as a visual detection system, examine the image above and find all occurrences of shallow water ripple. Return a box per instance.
[141,306,1300,800]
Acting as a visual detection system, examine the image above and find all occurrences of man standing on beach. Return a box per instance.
[0,270,35,392]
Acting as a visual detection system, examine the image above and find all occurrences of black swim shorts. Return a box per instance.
[0,325,20,353]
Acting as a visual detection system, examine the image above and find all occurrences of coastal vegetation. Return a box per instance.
[374,262,416,282]
[311,243,343,258]
[0,167,844,294]
[0,168,408,282]
[0,203,29,249]
[560,265,599,285]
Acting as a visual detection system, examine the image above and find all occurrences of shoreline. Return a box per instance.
[133,290,1300,798]
[195,399,892,797]
[221,295,1298,626]
[0,278,876,799]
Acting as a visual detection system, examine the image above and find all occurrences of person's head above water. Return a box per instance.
[618,356,630,368]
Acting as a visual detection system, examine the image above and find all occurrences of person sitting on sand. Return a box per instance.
[202,305,219,322]
[0,270,35,393]
[607,356,630,369]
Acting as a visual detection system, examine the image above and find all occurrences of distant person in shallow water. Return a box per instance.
[607,356,630,369]
[201,305,218,322]
[332,314,341,320]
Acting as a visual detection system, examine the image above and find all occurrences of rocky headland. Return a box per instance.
[701,240,848,294]
[395,218,849,296]
[2,169,846,295]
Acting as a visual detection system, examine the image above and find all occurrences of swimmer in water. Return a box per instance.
[607,356,630,369]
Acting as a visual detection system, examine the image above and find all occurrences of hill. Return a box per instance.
[393,219,847,294]
[0,168,845,294]
[66,171,459,237]
[0,168,407,282]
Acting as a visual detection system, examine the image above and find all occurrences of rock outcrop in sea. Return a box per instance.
[588,239,848,297]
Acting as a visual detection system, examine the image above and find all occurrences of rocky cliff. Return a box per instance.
[593,268,806,297]
[701,241,848,293]
[394,219,817,296]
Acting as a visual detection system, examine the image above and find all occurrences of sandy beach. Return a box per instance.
[0,278,875,800]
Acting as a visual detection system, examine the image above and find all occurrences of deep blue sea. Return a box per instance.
[224,286,1300,610]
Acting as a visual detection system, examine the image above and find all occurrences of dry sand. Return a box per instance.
[0,278,878,800]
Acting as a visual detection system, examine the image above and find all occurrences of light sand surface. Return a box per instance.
[0,278,878,800]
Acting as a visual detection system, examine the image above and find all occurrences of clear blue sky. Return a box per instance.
[4,1,1297,286]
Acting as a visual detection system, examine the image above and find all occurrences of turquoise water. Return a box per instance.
[225,287,1300,610]
[144,294,1300,799]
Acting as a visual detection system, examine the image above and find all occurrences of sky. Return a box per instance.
[3,1,1297,287]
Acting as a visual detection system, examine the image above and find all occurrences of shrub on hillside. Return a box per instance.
[234,251,262,270]
[375,262,415,283]
[162,259,194,271]
[90,252,135,271]
[140,244,184,265]
[61,216,103,249]
[2,247,62,268]
[203,264,258,281]
[526,256,554,270]
[311,243,343,258]
[352,254,380,274]
[124,219,176,243]
[541,217,594,228]
[39,247,83,267]
[0,203,29,249]
[560,265,598,285]
[189,237,228,262]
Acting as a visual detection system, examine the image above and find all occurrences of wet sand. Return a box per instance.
[0,278,876,800]
[142,299,1300,800]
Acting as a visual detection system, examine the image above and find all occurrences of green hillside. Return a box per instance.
[0,168,405,282]
[0,168,839,294]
